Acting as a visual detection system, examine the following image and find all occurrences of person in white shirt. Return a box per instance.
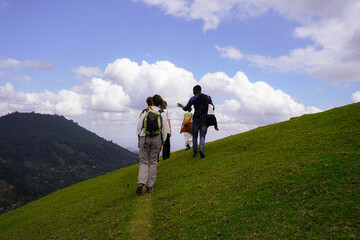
[136,94,168,194]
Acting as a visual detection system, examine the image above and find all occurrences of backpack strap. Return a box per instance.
[142,108,150,143]
[141,108,150,132]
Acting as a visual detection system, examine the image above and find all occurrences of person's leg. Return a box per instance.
[163,134,170,160]
[147,135,162,189]
[137,137,150,194]
[192,120,199,155]
[167,134,171,158]
[198,124,208,158]
[184,132,192,149]
[199,123,208,150]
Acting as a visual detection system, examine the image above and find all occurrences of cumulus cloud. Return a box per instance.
[135,0,269,31]
[352,91,360,103]
[248,1,360,83]
[86,78,130,112]
[136,0,360,83]
[103,58,197,109]
[135,0,350,30]
[0,57,54,71]
[0,58,322,122]
[0,58,321,148]
[215,45,244,60]
[199,71,321,127]
[55,90,85,116]
[71,66,102,79]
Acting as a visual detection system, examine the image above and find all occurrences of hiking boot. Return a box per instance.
[192,151,198,158]
[146,187,153,193]
[136,185,143,195]
[199,149,205,158]
[185,144,191,150]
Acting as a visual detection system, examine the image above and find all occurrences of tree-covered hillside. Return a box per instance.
[0,112,138,213]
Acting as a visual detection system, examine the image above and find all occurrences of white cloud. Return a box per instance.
[135,0,350,30]
[215,45,244,60]
[71,66,102,78]
[103,58,197,109]
[199,71,321,125]
[0,57,53,71]
[0,58,321,149]
[87,78,130,112]
[135,0,270,31]
[137,0,190,17]
[54,90,85,116]
[136,0,360,83]
[352,91,360,103]
[248,1,360,83]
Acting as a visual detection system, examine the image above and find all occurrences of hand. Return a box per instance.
[177,103,184,108]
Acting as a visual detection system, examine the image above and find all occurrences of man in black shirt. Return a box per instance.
[177,85,214,158]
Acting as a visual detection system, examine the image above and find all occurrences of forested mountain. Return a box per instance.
[0,112,138,213]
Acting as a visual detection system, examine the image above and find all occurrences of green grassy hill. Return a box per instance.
[1,103,359,239]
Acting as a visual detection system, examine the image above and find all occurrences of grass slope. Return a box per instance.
[1,103,359,239]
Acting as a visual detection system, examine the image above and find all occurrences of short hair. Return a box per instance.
[160,100,167,110]
[152,94,163,107]
[193,85,201,93]
[146,97,153,106]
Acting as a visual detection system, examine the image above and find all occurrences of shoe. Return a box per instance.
[199,149,205,158]
[136,185,143,195]
[192,151,198,158]
[146,187,153,193]
[185,144,190,150]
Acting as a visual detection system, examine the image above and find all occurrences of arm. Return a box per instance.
[136,114,144,148]
[166,111,171,135]
[137,113,145,137]
[168,120,171,135]
[161,112,169,143]
[177,95,198,111]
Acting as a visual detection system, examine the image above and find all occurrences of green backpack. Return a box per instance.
[143,109,163,136]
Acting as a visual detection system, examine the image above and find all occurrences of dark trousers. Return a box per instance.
[192,120,208,153]
[162,134,171,160]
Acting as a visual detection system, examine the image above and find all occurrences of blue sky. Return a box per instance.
[1,0,360,150]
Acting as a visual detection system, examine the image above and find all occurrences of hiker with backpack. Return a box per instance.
[180,107,193,150]
[177,85,214,158]
[136,94,169,194]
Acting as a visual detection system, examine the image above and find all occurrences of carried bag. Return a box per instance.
[180,112,193,133]
[207,104,217,126]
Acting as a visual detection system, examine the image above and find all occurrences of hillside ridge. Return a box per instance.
[0,103,359,239]
[0,112,138,214]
